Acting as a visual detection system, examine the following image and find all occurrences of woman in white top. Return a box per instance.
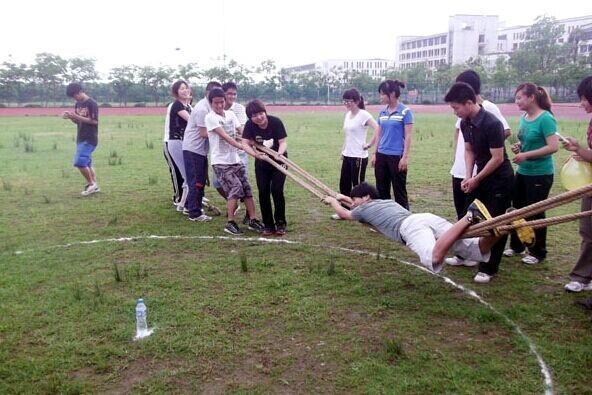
[339,88,380,197]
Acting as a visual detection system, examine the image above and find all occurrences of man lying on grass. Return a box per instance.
[322,182,499,273]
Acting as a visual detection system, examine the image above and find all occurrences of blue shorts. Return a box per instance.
[73,142,96,168]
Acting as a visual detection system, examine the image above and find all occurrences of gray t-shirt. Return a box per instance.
[350,200,412,243]
[182,97,210,155]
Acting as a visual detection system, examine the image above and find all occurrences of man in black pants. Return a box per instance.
[445,82,514,284]
[241,100,288,236]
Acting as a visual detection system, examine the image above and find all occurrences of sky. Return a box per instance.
[1,0,590,77]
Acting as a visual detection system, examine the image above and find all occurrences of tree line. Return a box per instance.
[1,16,590,107]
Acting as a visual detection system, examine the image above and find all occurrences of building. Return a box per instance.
[395,14,592,70]
[283,58,394,78]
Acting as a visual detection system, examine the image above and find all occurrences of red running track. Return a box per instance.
[0,103,588,120]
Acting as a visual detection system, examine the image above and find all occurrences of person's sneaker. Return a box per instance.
[242,213,250,225]
[262,228,275,236]
[81,183,100,196]
[575,298,592,310]
[188,214,212,222]
[224,221,242,235]
[521,254,540,265]
[503,248,526,257]
[466,199,493,225]
[176,204,185,212]
[474,272,492,283]
[445,256,478,267]
[331,213,342,220]
[276,224,286,236]
[564,281,592,293]
[247,218,264,233]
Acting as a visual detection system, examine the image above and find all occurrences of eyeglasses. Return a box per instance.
[343,100,354,104]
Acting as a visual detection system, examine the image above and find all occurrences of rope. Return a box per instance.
[465,183,592,235]
[464,210,592,238]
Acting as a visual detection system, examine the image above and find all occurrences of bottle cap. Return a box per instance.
[137,298,144,303]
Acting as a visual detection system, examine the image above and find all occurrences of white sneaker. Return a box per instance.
[445,256,478,267]
[564,281,592,293]
[474,272,492,283]
[176,204,185,212]
[503,248,526,257]
[331,213,342,220]
[189,214,212,222]
[521,254,540,265]
[81,183,100,196]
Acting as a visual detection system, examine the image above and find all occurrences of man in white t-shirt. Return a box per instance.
[446,70,511,268]
[205,88,264,235]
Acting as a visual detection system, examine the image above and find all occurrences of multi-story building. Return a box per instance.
[395,14,592,70]
[283,58,394,78]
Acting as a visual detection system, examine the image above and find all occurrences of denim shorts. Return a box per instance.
[73,141,96,168]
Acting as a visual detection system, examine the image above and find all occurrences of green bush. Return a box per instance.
[133,103,146,107]
[23,104,42,108]
[100,102,112,108]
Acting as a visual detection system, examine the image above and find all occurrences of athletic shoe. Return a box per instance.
[466,199,492,225]
[176,204,185,212]
[503,248,526,258]
[242,213,250,225]
[474,272,492,283]
[262,228,275,236]
[331,213,342,220]
[521,254,540,265]
[575,298,592,310]
[182,208,189,216]
[247,218,264,233]
[81,183,100,196]
[224,221,242,235]
[188,214,212,222]
[445,256,478,267]
[276,224,286,236]
[564,281,592,293]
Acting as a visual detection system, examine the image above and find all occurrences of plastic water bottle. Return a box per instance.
[135,298,148,337]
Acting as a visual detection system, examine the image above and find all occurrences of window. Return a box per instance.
[513,43,518,50]
[441,35,446,44]
[498,34,507,40]
[429,49,433,56]
[417,40,422,48]
[479,34,485,43]
[435,49,439,56]
[429,38,434,46]
[442,48,446,55]
[434,37,440,45]
[423,39,428,46]
[422,50,427,57]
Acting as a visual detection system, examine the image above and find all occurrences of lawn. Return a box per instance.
[0,111,591,394]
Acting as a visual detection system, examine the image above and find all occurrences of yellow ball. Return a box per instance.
[560,157,592,191]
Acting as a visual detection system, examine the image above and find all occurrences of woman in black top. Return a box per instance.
[242,100,288,236]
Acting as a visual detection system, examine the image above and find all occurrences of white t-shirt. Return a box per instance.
[228,102,247,125]
[450,100,510,178]
[342,109,373,158]
[163,103,173,142]
[205,110,242,165]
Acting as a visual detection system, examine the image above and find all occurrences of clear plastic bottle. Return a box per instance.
[135,298,148,337]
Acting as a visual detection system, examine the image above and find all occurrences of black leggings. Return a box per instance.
[339,156,368,197]
[255,160,287,230]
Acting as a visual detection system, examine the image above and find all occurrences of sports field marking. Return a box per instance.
[8,234,553,394]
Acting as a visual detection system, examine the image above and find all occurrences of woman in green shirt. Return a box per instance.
[504,83,559,264]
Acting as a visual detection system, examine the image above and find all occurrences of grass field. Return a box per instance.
[1,111,591,394]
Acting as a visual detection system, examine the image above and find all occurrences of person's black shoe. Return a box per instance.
[575,298,592,310]
[224,221,242,235]
[248,218,265,233]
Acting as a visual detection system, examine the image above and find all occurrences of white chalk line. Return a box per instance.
[7,234,553,394]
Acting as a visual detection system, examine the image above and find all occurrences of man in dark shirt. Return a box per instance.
[445,82,514,284]
[63,82,100,196]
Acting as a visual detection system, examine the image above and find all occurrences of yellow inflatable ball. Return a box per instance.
[560,157,592,191]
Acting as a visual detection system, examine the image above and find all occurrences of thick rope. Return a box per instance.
[466,183,592,234]
[465,210,592,238]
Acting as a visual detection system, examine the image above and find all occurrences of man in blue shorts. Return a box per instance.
[63,82,100,196]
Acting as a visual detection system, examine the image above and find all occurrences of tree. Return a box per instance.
[109,65,137,106]
[32,52,68,106]
[0,62,34,105]
[65,57,99,83]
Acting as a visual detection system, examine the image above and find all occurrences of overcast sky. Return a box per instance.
[1,0,589,76]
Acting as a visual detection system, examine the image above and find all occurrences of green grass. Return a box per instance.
[0,112,591,393]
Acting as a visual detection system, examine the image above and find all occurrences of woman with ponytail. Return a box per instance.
[334,89,380,217]
[504,83,559,265]
[371,80,414,209]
